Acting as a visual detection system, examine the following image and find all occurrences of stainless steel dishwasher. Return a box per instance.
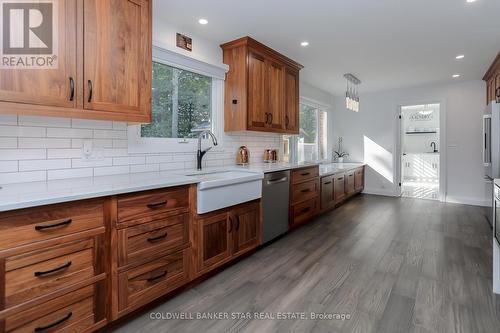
[262,170,290,243]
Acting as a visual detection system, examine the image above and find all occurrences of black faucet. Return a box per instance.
[430,142,438,153]
[196,130,218,170]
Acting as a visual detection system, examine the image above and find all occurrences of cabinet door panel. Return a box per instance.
[346,171,355,195]
[333,174,346,203]
[267,60,284,130]
[0,0,77,108]
[232,203,260,256]
[321,176,334,210]
[84,0,151,116]
[198,212,231,271]
[247,51,268,129]
[354,167,364,192]
[284,68,299,134]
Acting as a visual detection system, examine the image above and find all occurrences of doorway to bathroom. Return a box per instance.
[399,103,441,200]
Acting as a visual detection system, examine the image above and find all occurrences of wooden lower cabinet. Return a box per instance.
[320,175,334,211]
[345,171,356,196]
[117,249,189,315]
[321,166,365,209]
[290,166,320,228]
[195,201,261,276]
[355,167,365,192]
[333,173,347,204]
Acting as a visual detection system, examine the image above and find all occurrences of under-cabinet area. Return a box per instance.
[0,163,364,332]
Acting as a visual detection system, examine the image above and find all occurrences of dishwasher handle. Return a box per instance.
[266,177,288,185]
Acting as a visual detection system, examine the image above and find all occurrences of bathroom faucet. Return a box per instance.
[196,130,218,170]
[430,142,438,153]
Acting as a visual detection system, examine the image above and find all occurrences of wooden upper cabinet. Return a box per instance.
[0,0,152,122]
[484,52,500,105]
[221,37,303,134]
[267,60,285,130]
[284,68,300,134]
[84,0,151,120]
[0,0,78,109]
[247,51,268,130]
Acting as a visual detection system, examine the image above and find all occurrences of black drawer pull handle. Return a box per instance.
[69,77,74,101]
[300,172,310,176]
[324,181,332,185]
[34,312,72,332]
[87,80,93,103]
[147,200,167,209]
[34,261,72,277]
[285,115,289,128]
[349,175,354,177]
[147,271,168,282]
[301,189,311,193]
[35,219,72,231]
[337,177,344,181]
[228,216,233,232]
[147,232,168,242]
[235,216,240,231]
[300,207,311,214]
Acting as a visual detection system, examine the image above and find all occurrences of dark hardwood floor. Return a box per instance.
[114,195,500,333]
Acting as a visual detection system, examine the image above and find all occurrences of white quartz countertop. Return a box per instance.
[0,161,358,212]
[319,162,365,176]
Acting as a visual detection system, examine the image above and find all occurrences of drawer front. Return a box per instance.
[118,249,188,312]
[291,197,318,226]
[117,187,189,224]
[118,214,188,267]
[5,239,95,308]
[291,166,319,184]
[0,199,104,251]
[291,179,319,204]
[6,285,95,333]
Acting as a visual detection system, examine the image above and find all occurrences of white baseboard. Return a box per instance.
[362,187,398,197]
[445,195,490,207]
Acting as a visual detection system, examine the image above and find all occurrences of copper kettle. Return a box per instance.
[236,146,249,165]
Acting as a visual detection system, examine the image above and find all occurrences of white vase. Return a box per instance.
[338,157,344,163]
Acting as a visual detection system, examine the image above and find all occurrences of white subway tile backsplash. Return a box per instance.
[72,119,113,130]
[0,149,46,160]
[0,138,17,148]
[113,156,145,165]
[130,164,159,173]
[94,165,130,177]
[19,159,71,171]
[47,128,93,138]
[0,114,17,126]
[47,149,83,159]
[0,126,46,137]
[19,115,71,128]
[48,168,93,180]
[72,158,113,168]
[0,171,46,184]
[0,115,282,185]
[94,130,127,140]
[0,161,18,172]
[19,138,71,149]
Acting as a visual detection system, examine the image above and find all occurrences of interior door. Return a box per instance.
[267,60,284,130]
[0,0,77,108]
[198,212,231,271]
[247,51,268,129]
[83,0,151,116]
[284,67,300,134]
[231,203,260,257]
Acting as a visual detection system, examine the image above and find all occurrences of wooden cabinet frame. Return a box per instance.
[484,52,500,105]
[0,0,152,123]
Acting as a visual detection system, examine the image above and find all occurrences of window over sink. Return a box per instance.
[128,46,228,153]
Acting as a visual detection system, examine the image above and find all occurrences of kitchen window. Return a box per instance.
[283,100,328,163]
[128,46,227,153]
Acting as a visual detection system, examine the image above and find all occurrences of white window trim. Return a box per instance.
[128,46,228,154]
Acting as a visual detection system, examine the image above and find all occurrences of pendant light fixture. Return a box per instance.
[343,73,361,112]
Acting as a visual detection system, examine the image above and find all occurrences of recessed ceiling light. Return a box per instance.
[455,54,465,60]
[452,74,461,78]
[198,18,208,25]
[466,0,477,3]
[300,41,309,47]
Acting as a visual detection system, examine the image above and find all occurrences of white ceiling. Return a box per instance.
[154,0,500,96]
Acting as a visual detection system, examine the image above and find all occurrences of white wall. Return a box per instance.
[332,80,488,205]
